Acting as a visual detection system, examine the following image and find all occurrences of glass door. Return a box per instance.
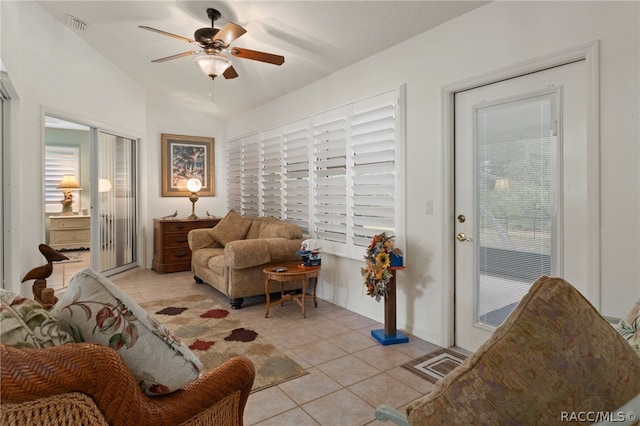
[92,130,138,275]
[454,60,588,352]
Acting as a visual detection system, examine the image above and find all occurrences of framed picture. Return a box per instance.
[161,133,215,197]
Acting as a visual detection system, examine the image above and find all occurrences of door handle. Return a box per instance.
[456,232,473,242]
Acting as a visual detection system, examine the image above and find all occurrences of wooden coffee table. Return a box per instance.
[263,262,321,318]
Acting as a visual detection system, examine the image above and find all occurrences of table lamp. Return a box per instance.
[57,174,82,216]
[186,178,202,219]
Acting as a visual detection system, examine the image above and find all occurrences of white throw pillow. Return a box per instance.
[50,268,203,395]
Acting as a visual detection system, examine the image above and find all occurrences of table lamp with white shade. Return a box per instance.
[57,175,82,216]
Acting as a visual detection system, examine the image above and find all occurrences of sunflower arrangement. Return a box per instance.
[361,232,403,301]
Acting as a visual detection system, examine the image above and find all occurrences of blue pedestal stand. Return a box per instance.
[371,267,408,345]
[371,328,409,345]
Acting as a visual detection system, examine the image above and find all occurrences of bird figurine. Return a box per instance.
[22,244,69,309]
[163,210,178,219]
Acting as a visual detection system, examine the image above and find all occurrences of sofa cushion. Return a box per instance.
[209,210,252,246]
[0,289,74,349]
[615,299,640,356]
[265,238,304,263]
[407,276,640,424]
[188,228,222,251]
[49,268,203,396]
[207,255,226,275]
[245,217,278,240]
[224,239,272,269]
[192,248,224,268]
[259,221,302,239]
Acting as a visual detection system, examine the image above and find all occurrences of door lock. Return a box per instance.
[457,214,466,223]
[456,232,472,242]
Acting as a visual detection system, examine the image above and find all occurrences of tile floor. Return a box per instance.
[49,254,441,426]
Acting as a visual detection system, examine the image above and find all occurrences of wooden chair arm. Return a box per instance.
[1,343,255,425]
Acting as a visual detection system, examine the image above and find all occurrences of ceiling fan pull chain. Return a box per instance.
[209,79,214,101]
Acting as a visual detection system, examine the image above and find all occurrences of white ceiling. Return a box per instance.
[38,1,487,120]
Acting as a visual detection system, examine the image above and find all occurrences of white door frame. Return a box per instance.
[440,41,600,348]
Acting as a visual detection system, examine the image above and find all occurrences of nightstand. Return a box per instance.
[49,215,91,251]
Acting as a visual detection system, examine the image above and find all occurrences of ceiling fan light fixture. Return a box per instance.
[195,54,231,79]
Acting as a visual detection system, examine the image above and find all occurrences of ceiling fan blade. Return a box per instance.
[214,23,247,46]
[230,47,285,65]
[151,51,199,63]
[223,66,239,79]
[139,26,195,44]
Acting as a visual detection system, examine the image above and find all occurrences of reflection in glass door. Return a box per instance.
[94,131,138,274]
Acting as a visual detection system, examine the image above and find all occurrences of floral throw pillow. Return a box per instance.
[0,289,75,349]
[615,299,640,357]
[49,268,203,395]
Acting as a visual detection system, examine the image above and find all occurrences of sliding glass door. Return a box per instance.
[92,130,138,275]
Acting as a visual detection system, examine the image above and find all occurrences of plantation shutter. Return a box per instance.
[283,119,311,235]
[226,138,242,212]
[260,128,284,218]
[351,91,400,248]
[225,87,405,260]
[44,146,80,213]
[312,107,349,252]
[241,134,260,217]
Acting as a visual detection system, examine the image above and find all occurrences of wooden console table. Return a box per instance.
[371,266,409,345]
[152,217,220,273]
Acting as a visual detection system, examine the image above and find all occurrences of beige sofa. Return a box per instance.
[188,210,304,309]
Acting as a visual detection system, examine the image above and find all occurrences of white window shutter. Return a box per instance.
[241,134,260,217]
[260,128,284,218]
[225,87,405,261]
[351,91,399,249]
[44,146,80,213]
[226,138,242,212]
[284,119,311,235]
[312,107,349,253]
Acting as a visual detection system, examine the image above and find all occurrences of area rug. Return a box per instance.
[140,294,308,392]
[402,348,468,384]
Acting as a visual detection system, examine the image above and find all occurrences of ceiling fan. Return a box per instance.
[139,8,285,80]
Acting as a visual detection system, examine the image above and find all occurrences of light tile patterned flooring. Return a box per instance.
[49,253,440,426]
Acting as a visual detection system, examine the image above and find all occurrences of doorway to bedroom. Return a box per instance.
[44,115,139,285]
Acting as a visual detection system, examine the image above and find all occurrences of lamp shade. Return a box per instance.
[57,175,81,190]
[186,178,202,193]
[98,178,112,193]
[195,54,231,79]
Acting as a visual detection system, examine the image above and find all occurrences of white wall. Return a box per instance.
[143,91,228,268]
[0,2,222,289]
[227,1,640,345]
[1,1,144,293]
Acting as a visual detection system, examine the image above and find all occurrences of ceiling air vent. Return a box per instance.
[66,15,88,32]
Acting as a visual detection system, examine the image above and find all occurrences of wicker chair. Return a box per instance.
[1,342,255,425]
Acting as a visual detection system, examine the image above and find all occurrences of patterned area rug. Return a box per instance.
[140,294,308,392]
[402,348,468,384]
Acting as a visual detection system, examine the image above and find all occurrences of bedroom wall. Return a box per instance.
[227,1,639,345]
